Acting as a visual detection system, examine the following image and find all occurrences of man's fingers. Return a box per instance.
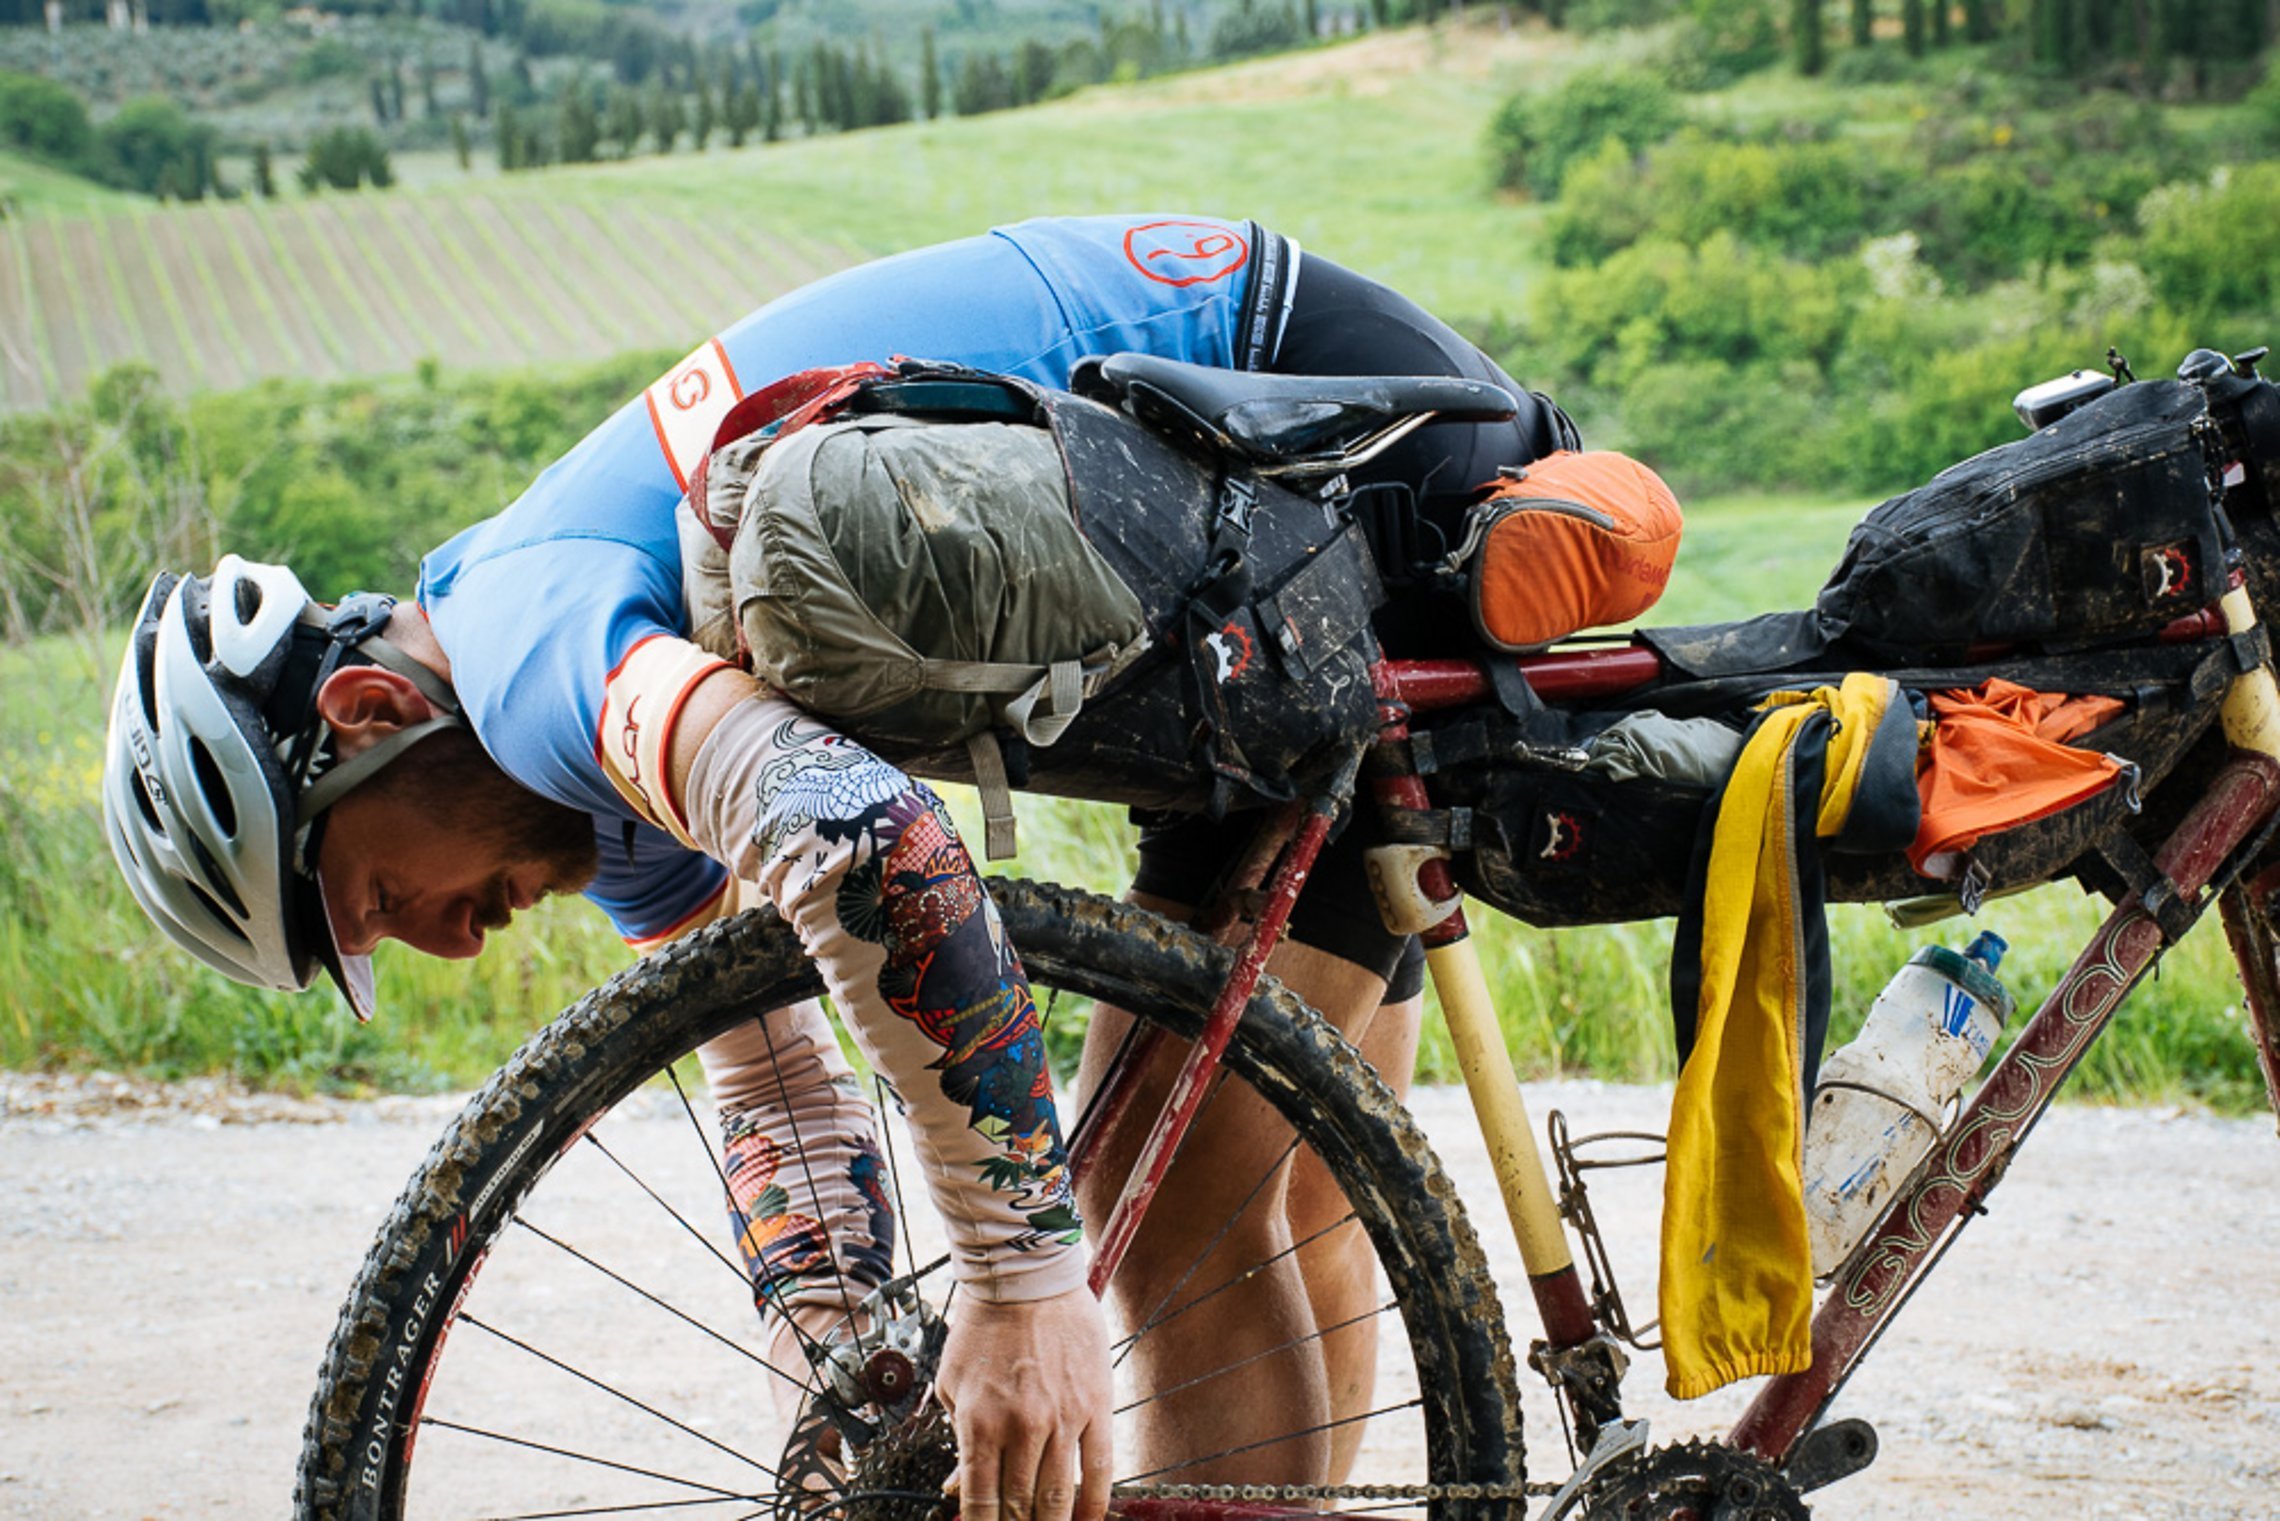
[1033,1430,1079,1521]
[1076,1414,1113,1521]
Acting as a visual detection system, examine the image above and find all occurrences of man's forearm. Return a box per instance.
[670,671,1086,1302]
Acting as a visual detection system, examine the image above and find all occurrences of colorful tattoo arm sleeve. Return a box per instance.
[697,1006,897,1314]
[683,693,1086,1304]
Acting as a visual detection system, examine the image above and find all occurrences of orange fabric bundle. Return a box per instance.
[1909,678,2127,874]
[1468,451,1683,651]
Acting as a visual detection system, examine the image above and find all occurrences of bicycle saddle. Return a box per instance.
[1074,353,1518,466]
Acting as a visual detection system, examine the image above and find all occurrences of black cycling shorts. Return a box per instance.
[1130,238,1577,997]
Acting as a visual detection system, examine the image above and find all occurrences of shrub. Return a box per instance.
[2137,164,2280,332]
[297,125,394,191]
[94,96,220,199]
[1487,65,1685,198]
[0,70,95,166]
[1546,130,1876,265]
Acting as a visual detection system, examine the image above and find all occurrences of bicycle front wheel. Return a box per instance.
[296,879,1523,1520]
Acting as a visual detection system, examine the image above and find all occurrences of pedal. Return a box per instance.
[1784,1417,1878,1493]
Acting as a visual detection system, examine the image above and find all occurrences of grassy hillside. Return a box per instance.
[0,18,1567,411]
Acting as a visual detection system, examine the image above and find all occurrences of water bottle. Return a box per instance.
[1802,931,2015,1277]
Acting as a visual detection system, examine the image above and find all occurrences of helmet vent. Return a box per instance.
[131,771,164,834]
[184,880,251,946]
[184,832,249,922]
[188,737,238,838]
[235,576,263,625]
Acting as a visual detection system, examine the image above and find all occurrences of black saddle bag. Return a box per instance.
[825,375,1387,816]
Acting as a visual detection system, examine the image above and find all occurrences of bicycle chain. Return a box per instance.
[1112,1479,1559,1502]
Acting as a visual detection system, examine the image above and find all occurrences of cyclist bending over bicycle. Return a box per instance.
[100,214,1574,1514]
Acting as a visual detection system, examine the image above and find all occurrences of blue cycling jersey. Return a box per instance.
[418,214,1292,942]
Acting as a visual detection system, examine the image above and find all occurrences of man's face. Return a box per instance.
[310,720,597,957]
[316,778,591,960]
[310,662,599,966]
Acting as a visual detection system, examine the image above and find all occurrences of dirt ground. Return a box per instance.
[2,1070,2275,1519]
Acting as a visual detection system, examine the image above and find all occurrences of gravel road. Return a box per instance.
[3,1070,2275,1519]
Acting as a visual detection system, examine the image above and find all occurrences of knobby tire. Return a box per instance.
[294,880,1523,1521]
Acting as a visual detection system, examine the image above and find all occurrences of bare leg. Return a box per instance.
[1287,992,1422,1483]
[1076,896,1391,1486]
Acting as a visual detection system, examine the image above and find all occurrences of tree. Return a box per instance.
[297,126,392,191]
[369,74,390,125]
[1014,38,1056,103]
[468,39,491,118]
[496,100,522,170]
[694,73,715,148]
[606,86,642,157]
[1931,0,1949,44]
[557,83,599,161]
[921,26,941,119]
[0,70,94,165]
[1851,0,1872,46]
[419,53,439,118]
[726,81,757,146]
[1787,0,1824,72]
[1903,0,1924,52]
[648,80,683,152]
[96,96,217,199]
[765,54,783,140]
[1961,0,1995,41]
[252,140,276,197]
[449,114,471,170]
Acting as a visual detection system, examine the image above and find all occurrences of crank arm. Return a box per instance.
[1535,1417,1651,1520]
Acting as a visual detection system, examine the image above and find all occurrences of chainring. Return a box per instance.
[1575,1439,1811,1520]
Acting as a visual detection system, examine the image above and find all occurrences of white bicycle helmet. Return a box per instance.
[102,554,462,1020]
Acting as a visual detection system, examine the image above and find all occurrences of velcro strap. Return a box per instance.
[1379,805,1478,851]
[966,732,1020,861]
[2231,624,2272,673]
[2096,831,2200,943]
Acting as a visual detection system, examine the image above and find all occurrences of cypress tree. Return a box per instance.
[1961,0,1995,42]
[449,113,471,169]
[921,26,941,119]
[252,140,275,197]
[1851,0,1873,46]
[1903,0,1924,53]
[1931,0,1949,44]
[1795,0,1827,72]
[467,39,490,118]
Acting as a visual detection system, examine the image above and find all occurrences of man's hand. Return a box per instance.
[935,1286,1113,1521]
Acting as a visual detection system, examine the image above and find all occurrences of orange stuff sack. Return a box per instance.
[1909,679,2129,876]
[1465,450,1684,652]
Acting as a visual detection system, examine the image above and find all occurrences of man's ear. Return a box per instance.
[315,667,437,758]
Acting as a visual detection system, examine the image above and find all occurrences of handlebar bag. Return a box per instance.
[1457,450,1684,652]
[1815,380,2226,662]
[680,364,1386,845]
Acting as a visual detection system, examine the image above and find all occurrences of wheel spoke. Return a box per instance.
[665,1046,832,1372]
[582,1130,752,1290]
[458,1312,788,1483]
[1117,1208,1360,1354]
[1113,1300,1399,1414]
[415,1414,760,1503]
[507,1215,812,1395]
[754,1011,870,1345]
[1111,1114,1300,1369]
[1120,1399,1427,1484]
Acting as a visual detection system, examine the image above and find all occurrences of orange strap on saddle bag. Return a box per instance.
[1459,450,1684,652]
